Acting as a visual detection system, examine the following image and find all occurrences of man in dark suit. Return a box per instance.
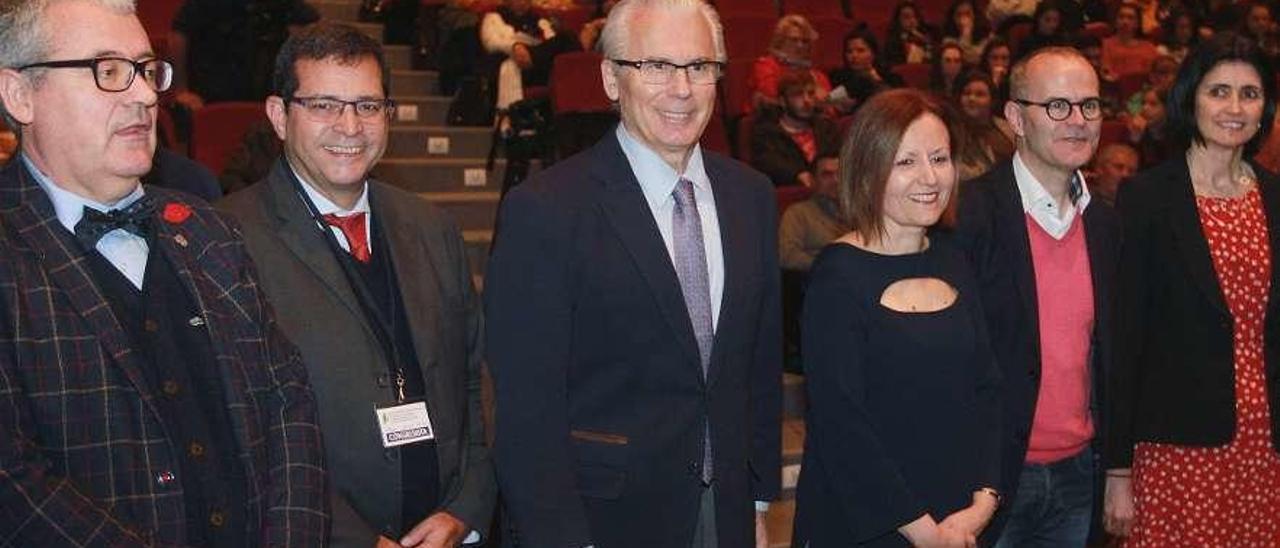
[953,46,1120,547]
[483,1,782,547]
[219,23,495,548]
[0,1,327,545]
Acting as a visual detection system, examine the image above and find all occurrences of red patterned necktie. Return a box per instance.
[322,212,371,263]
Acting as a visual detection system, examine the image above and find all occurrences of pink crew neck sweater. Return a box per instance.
[1025,213,1095,464]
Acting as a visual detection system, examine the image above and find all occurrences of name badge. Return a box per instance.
[375,401,434,447]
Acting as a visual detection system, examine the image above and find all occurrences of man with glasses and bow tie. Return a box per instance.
[484,1,781,547]
[953,46,1120,547]
[0,0,328,546]
[219,23,495,548]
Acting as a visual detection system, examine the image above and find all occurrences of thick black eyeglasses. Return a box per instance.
[610,59,725,85]
[287,96,397,122]
[1013,97,1103,121]
[19,57,173,92]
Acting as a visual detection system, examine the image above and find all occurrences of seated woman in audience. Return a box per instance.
[792,88,1002,548]
[745,14,833,115]
[943,0,991,65]
[1157,9,1202,63]
[930,42,967,98]
[1016,0,1079,58]
[952,71,1014,181]
[884,0,939,66]
[1125,82,1173,167]
[829,28,903,112]
[1124,54,1179,114]
[1102,3,1159,78]
[1240,0,1280,67]
[1105,32,1280,547]
[978,38,1012,90]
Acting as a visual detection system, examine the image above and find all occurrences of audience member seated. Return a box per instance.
[1017,0,1080,59]
[1087,142,1139,206]
[1102,2,1159,79]
[1240,0,1280,66]
[1158,9,1203,63]
[171,0,318,109]
[144,148,223,202]
[979,37,1012,91]
[943,0,992,65]
[779,153,845,272]
[930,42,967,97]
[750,70,843,187]
[883,0,939,66]
[481,0,580,112]
[577,0,617,51]
[828,27,903,113]
[1063,0,1109,24]
[218,120,281,195]
[952,71,1014,182]
[745,14,832,115]
[1127,83,1174,168]
[1077,33,1124,118]
[1125,55,1178,115]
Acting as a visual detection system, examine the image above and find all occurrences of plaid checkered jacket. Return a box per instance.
[0,160,329,547]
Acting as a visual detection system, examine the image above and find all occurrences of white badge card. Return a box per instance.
[375,401,435,447]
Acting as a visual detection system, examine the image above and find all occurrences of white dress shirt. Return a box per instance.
[1012,151,1092,240]
[25,156,150,289]
[615,124,725,330]
[292,165,373,255]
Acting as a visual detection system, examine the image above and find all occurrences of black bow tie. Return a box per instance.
[73,196,156,249]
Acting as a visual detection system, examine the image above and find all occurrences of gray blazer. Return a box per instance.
[219,162,495,546]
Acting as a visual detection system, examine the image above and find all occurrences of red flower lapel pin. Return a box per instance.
[162,202,192,224]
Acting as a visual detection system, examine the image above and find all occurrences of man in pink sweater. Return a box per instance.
[953,46,1121,547]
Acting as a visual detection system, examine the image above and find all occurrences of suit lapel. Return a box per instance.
[375,184,445,383]
[706,156,748,386]
[592,137,705,373]
[0,162,156,403]
[1165,159,1230,315]
[994,168,1042,350]
[264,164,370,324]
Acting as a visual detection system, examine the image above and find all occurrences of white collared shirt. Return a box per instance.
[25,156,150,289]
[291,164,373,256]
[1012,151,1092,239]
[615,124,725,330]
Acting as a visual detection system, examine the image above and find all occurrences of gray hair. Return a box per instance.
[597,0,726,62]
[0,0,137,126]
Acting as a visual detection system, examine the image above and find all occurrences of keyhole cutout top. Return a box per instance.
[878,277,958,313]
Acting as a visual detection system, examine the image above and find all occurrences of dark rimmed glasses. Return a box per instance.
[287,96,397,122]
[610,59,725,85]
[19,57,173,92]
[1013,97,1103,121]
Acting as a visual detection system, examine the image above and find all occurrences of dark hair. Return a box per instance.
[1166,31,1276,156]
[979,37,1010,71]
[888,0,922,37]
[930,42,966,92]
[778,68,817,97]
[942,0,990,41]
[838,88,951,241]
[953,70,1000,117]
[1113,2,1145,38]
[272,22,390,100]
[842,25,884,70]
[1160,8,1202,49]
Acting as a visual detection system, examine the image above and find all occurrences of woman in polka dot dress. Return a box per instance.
[1105,33,1280,547]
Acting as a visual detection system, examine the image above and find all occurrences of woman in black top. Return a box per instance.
[792,89,1002,547]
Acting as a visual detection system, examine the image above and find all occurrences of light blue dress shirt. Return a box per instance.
[24,155,150,289]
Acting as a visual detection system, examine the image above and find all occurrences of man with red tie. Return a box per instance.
[219,23,495,548]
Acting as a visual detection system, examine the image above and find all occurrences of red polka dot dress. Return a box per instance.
[1124,188,1280,547]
